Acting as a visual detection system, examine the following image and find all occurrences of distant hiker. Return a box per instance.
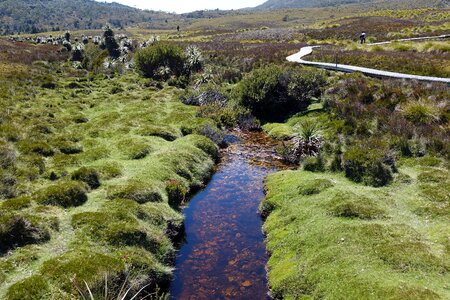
[360,32,366,44]
[177,25,180,32]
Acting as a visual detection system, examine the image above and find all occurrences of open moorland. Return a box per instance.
[0,2,449,299]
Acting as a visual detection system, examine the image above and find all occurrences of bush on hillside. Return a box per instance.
[134,44,186,79]
[238,65,326,121]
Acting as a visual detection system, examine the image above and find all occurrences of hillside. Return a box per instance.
[0,0,180,34]
[255,0,448,10]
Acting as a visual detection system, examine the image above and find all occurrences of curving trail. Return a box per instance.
[287,36,450,84]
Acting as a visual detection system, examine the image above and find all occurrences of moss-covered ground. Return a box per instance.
[0,40,217,298]
[261,76,449,299]
[262,164,449,299]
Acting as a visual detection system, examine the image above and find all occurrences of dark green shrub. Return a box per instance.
[5,275,50,300]
[34,181,88,207]
[0,214,50,253]
[330,153,343,172]
[238,65,325,121]
[103,26,120,59]
[134,44,186,79]
[107,181,163,204]
[343,141,394,187]
[166,179,187,208]
[302,155,325,172]
[71,167,100,189]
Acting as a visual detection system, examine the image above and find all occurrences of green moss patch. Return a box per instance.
[107,181,163,204]
[328,191,386,219]
[40,251,125,293]
[5,275,50,300]
[34,181,88,208]
[263,170,450,299]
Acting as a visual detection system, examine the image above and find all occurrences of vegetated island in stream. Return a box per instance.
[1,4,449,299]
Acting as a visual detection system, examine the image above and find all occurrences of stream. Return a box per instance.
[169,131,287,300]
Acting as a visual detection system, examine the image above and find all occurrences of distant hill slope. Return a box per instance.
[255,0,449,10]
[0,0,179,34]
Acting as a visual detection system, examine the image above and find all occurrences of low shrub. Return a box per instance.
[302,155,326,172]
[5,275,50,300]
[328,192,386,219]
[107,181,163,204]
[401,100,440,125]
[34,181,88,207]
[238,65,326,121]
[134,44,186,79]
[343,141,394,187]
[71,167,100,189]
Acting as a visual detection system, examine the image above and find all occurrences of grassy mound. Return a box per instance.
[262,170,450,299]
[5,275,50,300]
[33,181,88,208]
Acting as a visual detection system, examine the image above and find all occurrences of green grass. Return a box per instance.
[262,165,450,299]
[0,41,218,298]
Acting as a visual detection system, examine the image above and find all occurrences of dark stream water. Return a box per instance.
[169,132,287,300]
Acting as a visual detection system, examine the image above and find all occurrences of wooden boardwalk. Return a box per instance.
[287,44,450,85]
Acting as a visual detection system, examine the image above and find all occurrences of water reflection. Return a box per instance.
[169,132,287,300]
